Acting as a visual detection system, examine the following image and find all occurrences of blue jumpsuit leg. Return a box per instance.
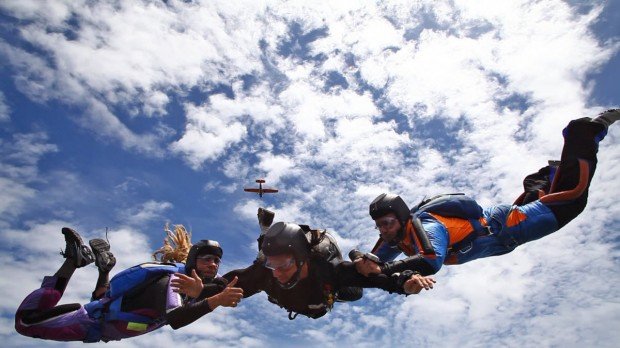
[455,201,558,265]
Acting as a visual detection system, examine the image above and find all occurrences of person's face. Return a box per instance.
[264,254,298,284]
[195,254,220,279]
[374,212,401,242]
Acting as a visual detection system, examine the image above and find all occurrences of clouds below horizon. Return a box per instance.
[1,0,619,347]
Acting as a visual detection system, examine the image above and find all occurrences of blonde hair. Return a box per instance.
[152,223,192,263]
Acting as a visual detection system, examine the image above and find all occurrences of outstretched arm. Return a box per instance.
[380,255,437,276]
[336,261,436,295]
[166,277,243,330]
[354,254,436,277]
[223,261,270,298]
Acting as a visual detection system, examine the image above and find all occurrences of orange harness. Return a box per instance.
[396,220,432,257]
[373,215,492,261]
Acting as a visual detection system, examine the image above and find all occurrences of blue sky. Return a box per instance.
[1,1,619,347]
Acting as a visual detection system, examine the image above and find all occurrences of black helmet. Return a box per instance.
[261,222,310,289]
[186,239,223,278]
[369,193,411,242]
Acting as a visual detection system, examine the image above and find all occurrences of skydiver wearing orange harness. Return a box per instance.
[355,110,619,277]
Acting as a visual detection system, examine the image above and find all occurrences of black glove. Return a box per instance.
[391,270,418,288]
[348,249,382,263]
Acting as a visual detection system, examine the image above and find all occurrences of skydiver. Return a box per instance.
[354,110,619,277]
[174,210,435,320]
[15,225,243,343]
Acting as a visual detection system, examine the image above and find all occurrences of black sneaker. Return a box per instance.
[61,227,95,268]
[89,239,116,273]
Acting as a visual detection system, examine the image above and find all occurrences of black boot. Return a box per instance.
[61,227,95,268]
[89,238,116,273]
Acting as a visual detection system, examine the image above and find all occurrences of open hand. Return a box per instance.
[403,274,436,294]
[171,269,204,298]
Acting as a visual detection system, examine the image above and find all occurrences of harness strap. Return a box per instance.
[83,275,166,342]
[449,225,492,253]
[83,298,109,343]
[105,297,154,323]
[415,214,491,255]
[410,217,436,256]
[370,237,384,254]
[540,159,589,204]
[445,215,492,254]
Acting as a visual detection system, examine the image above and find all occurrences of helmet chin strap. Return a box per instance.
[277,260,305,290]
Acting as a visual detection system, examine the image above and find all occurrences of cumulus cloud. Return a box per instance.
[0,132,57,219]
[120,200,174,227]
[170,101,249,167]
[0,0,266,155]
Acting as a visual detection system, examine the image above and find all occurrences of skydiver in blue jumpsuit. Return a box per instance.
[354,110,619,277]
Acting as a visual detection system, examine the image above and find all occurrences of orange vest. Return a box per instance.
[390,215,489,257]
[396,220,430,257]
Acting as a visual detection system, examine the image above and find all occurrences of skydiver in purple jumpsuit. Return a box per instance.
[15,228,243,343]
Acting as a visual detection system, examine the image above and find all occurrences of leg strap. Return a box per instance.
[540,159,589,204]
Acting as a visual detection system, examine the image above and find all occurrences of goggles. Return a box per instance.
[374,217,399,230]
[264,257,295,271]
[196,255,221,264]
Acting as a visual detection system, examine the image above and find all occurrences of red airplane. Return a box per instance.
[244,179,278,198]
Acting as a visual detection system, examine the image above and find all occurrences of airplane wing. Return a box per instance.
[244,188,261,193]
[262,189,278,193]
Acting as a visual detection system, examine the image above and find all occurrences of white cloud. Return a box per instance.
[142,90,170,117]
[256,153,296,184]
[0,91,9,121]
[0,132,57,219]
[0,0,72,28]
[0,133,58,177]
[0,177,36,219]
[120,200,173,227]
[0,0,268,156]
[234,198,308,228]
[0,42,164,155]
[222,154,251,181]
[170,99,251,167]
